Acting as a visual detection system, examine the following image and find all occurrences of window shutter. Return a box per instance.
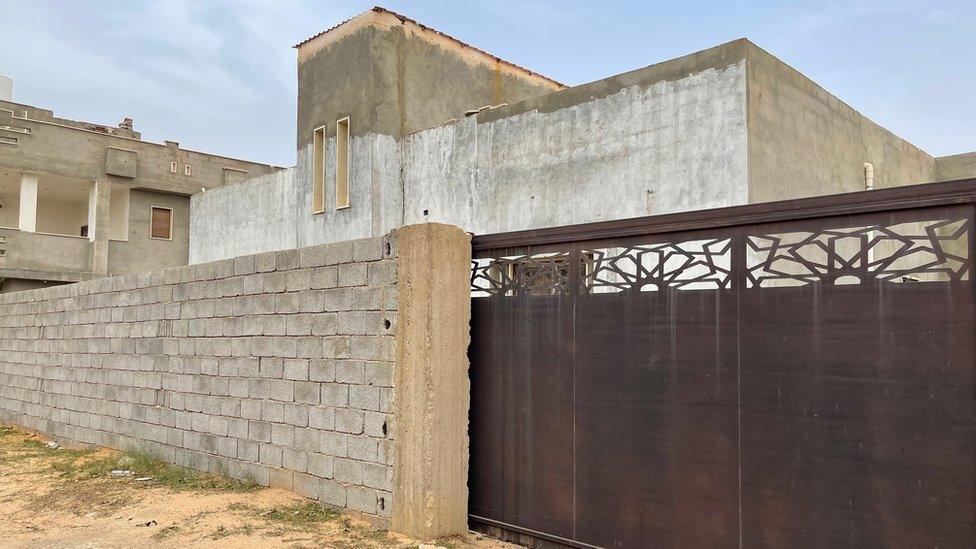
[151,207,172,239]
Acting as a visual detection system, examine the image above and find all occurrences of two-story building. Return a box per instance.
[0,93,282,292]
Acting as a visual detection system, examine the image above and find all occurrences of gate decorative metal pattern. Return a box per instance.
[468,181,976,548]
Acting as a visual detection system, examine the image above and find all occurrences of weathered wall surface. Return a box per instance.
[0,100,282,197]
[935,152,976,182]
[189,168,298,264]
[108,189,191,275]
[290,9,562,250]
[402,53,749,234]
[746,44,937,202]
[391,223,470,537]
[0,234,400,521]
[0,224,472,537]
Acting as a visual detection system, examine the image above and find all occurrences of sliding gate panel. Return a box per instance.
[469,186,976,548]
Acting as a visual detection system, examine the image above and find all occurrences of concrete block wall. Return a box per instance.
[0,223,472,536]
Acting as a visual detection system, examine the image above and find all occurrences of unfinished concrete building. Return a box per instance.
[0,91,281,292]
[190,7,976,264]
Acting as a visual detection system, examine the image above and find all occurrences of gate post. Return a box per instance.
[391,223,471,539]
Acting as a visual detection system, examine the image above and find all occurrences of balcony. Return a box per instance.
[0,227,92,279]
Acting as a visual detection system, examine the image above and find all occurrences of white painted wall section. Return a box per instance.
[18,173,37,233]
[189,168,298,263]
[402,61,748,234]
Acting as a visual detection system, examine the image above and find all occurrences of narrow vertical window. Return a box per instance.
[170,161,178,174]
[336,117,350,209]
[150,206,173,240]
[312,126,325,213]
[184,164,192,176]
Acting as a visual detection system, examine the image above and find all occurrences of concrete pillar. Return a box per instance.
[391,223,471,539]
[89,180,111,274]
[18,173,37,232]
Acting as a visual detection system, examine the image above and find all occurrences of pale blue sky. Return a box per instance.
[1,0,973,167]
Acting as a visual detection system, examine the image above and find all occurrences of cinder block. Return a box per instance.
[335,409,364,435]
[276,248,300,271]
[283,403,309,427]
[283,448,309,473]
[320,383,349,407]
[338,263,368,287]
[335,360,364,384]
[261,401,284,423]
[352,237,385,262]
[292,471,317,498]
[309,359,336,382]
[320,431,348,458]
[308,452,335,479]
[367,260,396,286]
[294,382,320,405]
[349,385,379,411]
[248,420,272,443]
[238,439,260,462]
[308,406,335,430]
[283,359,309,381]
[310,266,338,289]
[365,361,394,387]
[322,337,351,359]
[319,478,346,507]
[362,463,393,491]
[334,457,364,484]
[346,486,377,515]
[270,423,295,446]
[347,436,378,462]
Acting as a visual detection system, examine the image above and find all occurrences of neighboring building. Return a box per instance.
[187,8,976,262]
[0,93,282,292]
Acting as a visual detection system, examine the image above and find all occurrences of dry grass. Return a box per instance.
[0,423,515,549]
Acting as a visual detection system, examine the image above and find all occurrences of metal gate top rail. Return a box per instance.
[473,178,976,251]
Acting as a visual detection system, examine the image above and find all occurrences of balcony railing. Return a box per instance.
[0,228,91,275]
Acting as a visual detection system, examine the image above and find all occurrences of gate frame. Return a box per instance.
[469,178,976,547]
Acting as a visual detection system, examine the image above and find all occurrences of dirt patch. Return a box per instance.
[0,424,516,549]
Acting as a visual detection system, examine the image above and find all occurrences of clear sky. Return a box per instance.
[1,0,973,167]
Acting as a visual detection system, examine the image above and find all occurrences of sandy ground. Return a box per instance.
[0,424,517,549]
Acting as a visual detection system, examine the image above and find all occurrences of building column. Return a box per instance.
[89,179,111,274]
[18,173,37,232]
[391,223,471,539]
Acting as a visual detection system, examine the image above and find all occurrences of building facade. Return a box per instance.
[0,97,281,292]
[190,7,976,265]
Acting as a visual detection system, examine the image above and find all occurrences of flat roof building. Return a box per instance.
[0,94,282,292]
[189,7,976,264]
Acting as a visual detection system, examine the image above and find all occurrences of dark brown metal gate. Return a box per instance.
[468,181,976,548]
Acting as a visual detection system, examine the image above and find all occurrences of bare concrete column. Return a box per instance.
[18,173,37,232]
[391,223,471,539]
[89,179,111,274]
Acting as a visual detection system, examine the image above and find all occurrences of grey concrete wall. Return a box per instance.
[108,190,190,275]
[935,152,976,182]
[0,228,90,274]
[0,100,282,197]
[402,54,749,234]
[190,168,298,264]
[0,99,283,288]
[0,224,473,537]
[745,43,937,202]
[0,234,399,522]
[191,41,750,263]
[294,134,401,248]
[391,223,470,538]
[291,9,562,250]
